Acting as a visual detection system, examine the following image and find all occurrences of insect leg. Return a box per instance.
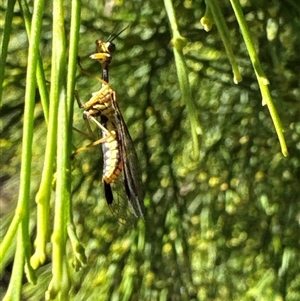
[74,91,96,139]
[72,113,116,157]
[72,136,108,157]
[77,56,108,86]
[82,111,113,137]
[74,90,84,107]
[72,125,115,157]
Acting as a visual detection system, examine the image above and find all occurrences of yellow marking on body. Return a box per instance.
[102,120,123,184]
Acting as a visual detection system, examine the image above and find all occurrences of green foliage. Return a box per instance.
[1,0,300,300]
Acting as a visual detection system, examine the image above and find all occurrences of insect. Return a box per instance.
[89,25,128,82]
[76,28,145,222]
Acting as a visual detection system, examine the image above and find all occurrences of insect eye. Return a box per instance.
[107,42,116,53]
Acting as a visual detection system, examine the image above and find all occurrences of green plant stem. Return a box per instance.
[65,0,86,271]
[0,0,17,105]
[67,223,87,270]
[17,0,52,271]
[200,4,214,31]
[205,0,242,83]
[45,0,69,298]
[0,0,45,295]
[19,0,50,123]
[30,54,59,272]
[230,0,288,156]
[65,0,81,231]
[63,0,87,271]
[67,0,81,121]
[2,229,25,301]
[164,0,201,159]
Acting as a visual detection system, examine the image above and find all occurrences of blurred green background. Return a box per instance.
[1,0,300,300]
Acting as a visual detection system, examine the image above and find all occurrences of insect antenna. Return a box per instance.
[107,25,129,42]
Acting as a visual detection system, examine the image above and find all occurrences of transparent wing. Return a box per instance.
[104,174,141,225]
[110,93,145,218]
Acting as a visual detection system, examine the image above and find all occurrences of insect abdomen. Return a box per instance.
[102,120,123,184]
